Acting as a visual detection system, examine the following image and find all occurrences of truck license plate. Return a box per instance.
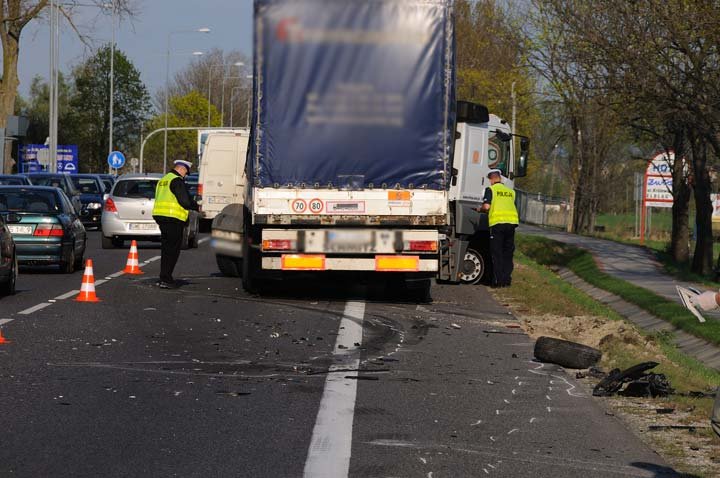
[326,230,374,252]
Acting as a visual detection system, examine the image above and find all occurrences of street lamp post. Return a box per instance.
[220,63,244,127]
[229,87,242,128]
[108,0,116,173]
[164,27,210,173]
[207,61,243,127]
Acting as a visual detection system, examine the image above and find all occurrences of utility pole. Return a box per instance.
[108,0,116,173]
[48,0,60,173]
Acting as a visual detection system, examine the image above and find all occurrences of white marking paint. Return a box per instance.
[503,399,510,404]
[488,463,496,469]
[18,302,52,315]
[94,279,108,286]
[546,395,552,401]
[108,271,124,278]
[198,237,211,245]
[508,428,518,435]
[54,290,79,300]
[529,417,537,423]
[303,301,365,478]
[470,419,483,426]
[0,319,13,325]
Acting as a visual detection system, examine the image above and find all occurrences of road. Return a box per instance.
[0,231,677,477]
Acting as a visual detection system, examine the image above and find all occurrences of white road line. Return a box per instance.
[18,303,52,315]
[0,319,14,325]
[304,300,366,478]
[145,256,161,263]
[199,237,211,245]
[94,279,108,286]
[54,290,79,300]
[108,271,124,278]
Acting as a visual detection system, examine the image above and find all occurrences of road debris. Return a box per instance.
[533,336,602,369]
[593,362,673,398]
[450,323,461,329]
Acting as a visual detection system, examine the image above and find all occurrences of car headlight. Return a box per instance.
[86,202,103,210]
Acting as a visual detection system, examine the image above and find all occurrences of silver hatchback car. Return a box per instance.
[101,173,199,249]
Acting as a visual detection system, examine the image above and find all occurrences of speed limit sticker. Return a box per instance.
[291,199,307,213]
[309,198,324,214]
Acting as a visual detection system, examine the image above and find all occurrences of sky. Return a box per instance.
[17,0,254,99]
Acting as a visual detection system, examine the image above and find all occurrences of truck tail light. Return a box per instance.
[198,184,204,196]
[104,197,117,212]
[408,240,437,252]
[375,255,420,271]
[281,254,325,270]
[262,239,293,251]
[33,224,64,237]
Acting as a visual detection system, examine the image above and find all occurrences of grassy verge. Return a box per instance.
[516,234,720,347]
[495,250,720,476]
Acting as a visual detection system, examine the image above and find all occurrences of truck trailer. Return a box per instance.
[209,0,529,291]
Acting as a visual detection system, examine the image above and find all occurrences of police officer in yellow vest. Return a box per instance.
[477,169,519,287]
[152,159,199,289]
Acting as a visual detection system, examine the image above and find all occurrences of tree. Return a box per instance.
[70,44,151,172]
[0,0,137,172]
[16,73,73,145]
[157,48,251,128]
[142,91,221,173]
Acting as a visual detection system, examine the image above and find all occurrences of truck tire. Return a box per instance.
[459,248,484,285]
[217,255,241,277]
[534,336,602,369]
[241,215,262,293]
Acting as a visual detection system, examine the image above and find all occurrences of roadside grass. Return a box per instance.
[503,251,720,395]
[496,249,720,476]
[516,234,720,347]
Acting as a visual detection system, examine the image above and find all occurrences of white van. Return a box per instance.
[198,130,250,221]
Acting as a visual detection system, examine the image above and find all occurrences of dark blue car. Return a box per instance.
[0,174,31,186]
[71,174,106,228]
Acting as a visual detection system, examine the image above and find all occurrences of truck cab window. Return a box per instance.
[488,133,511,177]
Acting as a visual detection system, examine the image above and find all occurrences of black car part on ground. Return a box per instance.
[592,361,674,398]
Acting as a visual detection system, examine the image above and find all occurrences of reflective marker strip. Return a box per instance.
[375,255,420,271]
[304,301,365,478]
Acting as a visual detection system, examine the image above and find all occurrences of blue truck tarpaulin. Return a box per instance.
[251,0,456,190]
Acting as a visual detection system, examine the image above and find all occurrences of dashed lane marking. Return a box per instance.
[54,290,79,300]
[304,300,366,478]
[0,319,14,325]
[18,303,52,315]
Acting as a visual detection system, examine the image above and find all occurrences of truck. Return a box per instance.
[210,0,529,291]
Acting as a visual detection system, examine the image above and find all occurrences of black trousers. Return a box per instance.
[489,223,517,287]
[158,221,184,283]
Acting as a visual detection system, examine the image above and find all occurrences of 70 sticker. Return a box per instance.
[291,199,307,213]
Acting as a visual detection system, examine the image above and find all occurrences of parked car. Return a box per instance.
[97,174,116,192]
[26,173,82,214]
[70,174,106,228]
[0,186,87,273]
[0,174,31,186]
[101,174,199,250]
[0,210,17,295]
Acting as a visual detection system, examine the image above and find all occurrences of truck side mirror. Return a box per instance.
[516,137,530,178]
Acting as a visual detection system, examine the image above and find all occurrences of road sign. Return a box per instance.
[130,157,139,167]
[108,151,126,169]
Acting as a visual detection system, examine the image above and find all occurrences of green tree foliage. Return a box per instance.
[70,44,151,172]
[454,0,540,190]
[142,91,221,173]
[16,73,73,145]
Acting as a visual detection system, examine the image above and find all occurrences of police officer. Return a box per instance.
[152,159,199,289]
[477,169,519,287]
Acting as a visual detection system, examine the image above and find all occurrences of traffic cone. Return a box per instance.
[0,328,9,344]
[123,240,144,275]
[75,259,101,302]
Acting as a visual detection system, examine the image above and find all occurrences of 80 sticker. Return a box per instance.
[309,198,324,214]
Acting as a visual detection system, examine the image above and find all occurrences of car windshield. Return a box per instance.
[0,189,61,213]
[113,179,158,199]
[30,176,68,191]
[72,177,102,194]
[0,177,26,185]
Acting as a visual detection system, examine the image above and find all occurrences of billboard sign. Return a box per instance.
[19,144,79,174]
[644,152,673,208]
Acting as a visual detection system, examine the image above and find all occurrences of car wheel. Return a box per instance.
[459,248,485,285]
[1,252,17,296]
[102,235,114,249]
[74,241,86,270]
[60,245,76,274]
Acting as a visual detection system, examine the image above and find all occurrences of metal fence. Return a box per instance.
[516,189,570,229]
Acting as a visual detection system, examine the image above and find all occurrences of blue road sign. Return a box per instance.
[108,151,126,169]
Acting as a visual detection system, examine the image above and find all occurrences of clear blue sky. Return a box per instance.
[17,0,253,99]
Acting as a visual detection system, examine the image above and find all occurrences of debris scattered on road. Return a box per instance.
[215,390,251,397]
[656,408,675,414]
[143,307,156,311]
[592,362,673,397]
[270,332,280,338]
[483,329,524,335]
[450,323,462,329]
[648,425,708,432]
[533,336,602,369]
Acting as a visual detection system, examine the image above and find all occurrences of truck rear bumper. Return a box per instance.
[262,256,438,272]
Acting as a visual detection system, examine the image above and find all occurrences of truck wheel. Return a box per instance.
[534,336,602,369]
[241,237,262,293]
[459,248,484,285]
[217,255,241,277]
[181,227,191,250]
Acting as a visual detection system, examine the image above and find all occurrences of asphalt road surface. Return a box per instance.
[0,231,678,477]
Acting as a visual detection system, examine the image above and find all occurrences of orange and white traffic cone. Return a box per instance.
[123,240,144,275]
[0,328,9,344]
[75,259,101,302]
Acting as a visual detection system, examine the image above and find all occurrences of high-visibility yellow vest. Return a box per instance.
[152,172,189,221]
[488,182,519,227]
